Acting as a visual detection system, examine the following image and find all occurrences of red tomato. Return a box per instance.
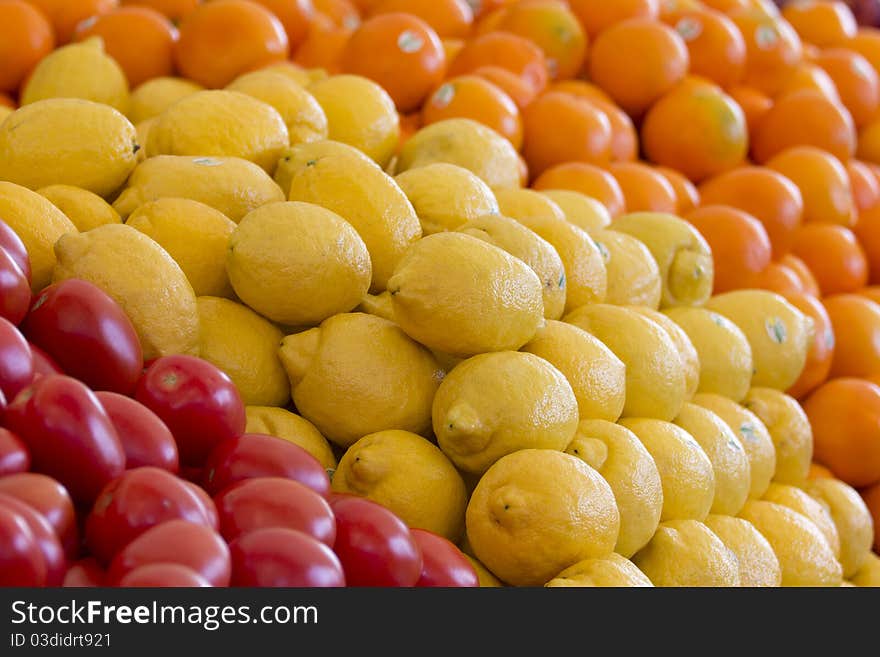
[214,477,336,545]
[0,218,31,284]
[118,563,212,587]
[0,316,33,400]
[85,467,218,565]
[135,355,246,467]
[29,343,63,378]
[23,279,143,394]
[0,503,47,586]
[410,528,479,587]
[4,375,125,505]
[107,519,231,586]
[0,247,31,325]
[185,481,219,528]
[202,433,330,497]
[0,386,5,414]
[229,527,345,587]
[96,392,179,473]
[63,557,106,587]
[329,494,422,587]
[0,427,30,476]
[0,473,79,559]
[0,493,66,585]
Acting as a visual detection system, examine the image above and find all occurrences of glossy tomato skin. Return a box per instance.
[95,392,179,473]
[29,343,63,378]
[85,467,218,565]
[202,434,330,497]
[0,219,31,284]
[4,375,126,505]
[119,563,212,587]
[63,558,106,587]
[214,477,336,545]
[410,528,479,587]
[0,316,33,400]
[0,427,30,475]
[23,279,143,395]
[135,355,246,467]
[0,247,31,325]
[329,494,422,587]
[106,519,231,587]
[0,493,66,585]
[229,527,345,587]
[0,503,47,586]
[185,481,219,528]
[0,473,79,559]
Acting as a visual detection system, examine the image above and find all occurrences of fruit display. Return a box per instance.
[2,0,880,590]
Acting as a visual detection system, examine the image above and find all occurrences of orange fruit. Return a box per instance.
[341,13,446,112]
[588,18,690,117]
[120,0,199,23]
[656,166,700,214]
[782,0,857,48]
[531,161,626,216]
[753,260,807,296]
[662,7,747,88]
[293,13,352,73]
[804,377,880,488]
[808,462,835,480]
[792,224,868,295]
[370,0,472,39]
[784,291,835,400]
[314,0,361,29]
[857,115,880,164]
[766,146,856,227]
[74,6,178,88]
[442,37,465,62]
[468,0,516,20]
[778,63,842,103]
[27,0,118,44]
[854,204,880,284]
[448,31,548,97]
[0,0,54,94]
[422,75,523,150]
[568,0,659,39]
[0,93,14,108]
[858,285,880,306]
[861,481,880,550]
[824,293,880,379]
[848,159,880,211]
[848,27,880,76]
[472,65,537,108]
[727,84,773,143]
[730,9,803,96]
[174,0,289,88]
[607,161,678,214]
[781,253,821,296]
[247,1,313,50]
[813,48,880,129]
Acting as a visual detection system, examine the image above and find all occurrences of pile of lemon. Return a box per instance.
[1,38,878,587]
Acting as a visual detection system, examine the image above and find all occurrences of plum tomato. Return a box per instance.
[185,481,219,528]
[0,316,33,400]
[0,247,30,325]
[410,528,479,587]
[0,492,66,586]
[229,527,345,587]
[63,558,106,587]
[96,392,179,473]
[0,503,47,586]
[0,472,79,559]
[0,427,30,476]
[0,218,31,284]
[29,343,63,378]
[119,563,212,587]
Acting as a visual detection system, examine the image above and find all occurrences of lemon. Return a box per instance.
[703,514,782,587]
[227,201,370,326]
[285,152,421,292]
[37,185,121,232]
[545,553,653,587]
[245,406,336,471]
[674,403,751,516]
[308,75,399,167]
[592,230,662,308]
[112,155,285,222]
[691,393,777,499]
[742,387,812,485]
[279,312,443,448]
[663,307,754,402]
[227,71,328,146]
[21,37,128,113]
[762,482,841,558]
[629,306,700,399]
[332,429,467,541]
[567,420,663,557]
[273,139,375,196]
[611,212,714,308]
[127,76,204,124]
[387,232,544,356]
[632,519,741,586]
[0,99,138,197]
[53,224,198,360]
[134,119,153,163]
[705,290,811,391]
[125,198,235,298]
[465,555,504,587]
[850,553,880,586]
[397,118,521,189]
[495,188,607,312]
[0,107,12,123]
[804,479,875,578]
[521,321,625,422]
[466,449,620,587]
[0,182,76,291]
[538,190,612,232]
[738,499,842,586]
[566,304,686,421]
[356,291,394,321]
[460,213,566,320]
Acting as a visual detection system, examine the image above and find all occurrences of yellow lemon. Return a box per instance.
[244,406,336,471]
[258,61,324,86]
[127,76,204,124]
[0,99,138,197]
[53,224,198,360]
[592,230,662,308]
[742,387,812,485]
[0,182,76,291]
[332,429,467,541]
[629,306,700,399]
[566,304,686,421]
[0,106,12,123]
[273,139,374,195]
[397,118,521,189]
[566,419,663,557]
[545,553,653,587]
[465,555,504,587]
[850,552,880,586]
[387,232,544,355]
[611,212,714,308]
[134,119,153,163]
[227,201,370,326]
[762,482,841,558]
[466,449,620,587]
[521,320,625,422]
[279,312,443,448]
[356,291,394,321]
[738,499,842,586]
[112,155,285,222]
[703,514,782,587]
[632,519,741,586]
[804,478,875,578]
[37,185,121,232]
[538,190,612,232]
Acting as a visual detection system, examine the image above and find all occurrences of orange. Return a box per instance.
[813,48,880,129]
[781,253,821,296]
[292,12,351,74]
[656,166,700,214]
[421,75,523,150]
[861,481,880,550]
[753,261,807,296]
[766,146,856,227]
[792,224,868,295]
[442,37,465,62]
[314,0,361,29]
[531,162,626,216]
[698,166,804,259]
[701,0,752,11]
[808,462,835,480]
[568,0,659,39]
[782,1,857,48]
[727,84,773,143]
[471,65,538,108]
[120,0,199,23]
[341,13,445,112]
[824,294,880,379]
[858,286,880,306]
[785,291,835,400]
[662,7,747,88]
[448,31,548,97]
[370,0,472,39]
[546,79,612,104]
[642,79,748,183]
[588,18,689,117]
[247,0,313,50]
[854,204,880,284]
[607,161,678,214]
[857,116,880,164]
[27,0,118,44]
[74,6,178,88]
[520,91,612,176]
[730,9,803,96]
[848,159,880,211]
[0,93,14,108]
[174,0,289,88]
[0,0,54,94]
[848,27,880,76]
[803,377,880,488]
[686,204,772,293]
[778,63,841,104]
[468,0,516,20]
